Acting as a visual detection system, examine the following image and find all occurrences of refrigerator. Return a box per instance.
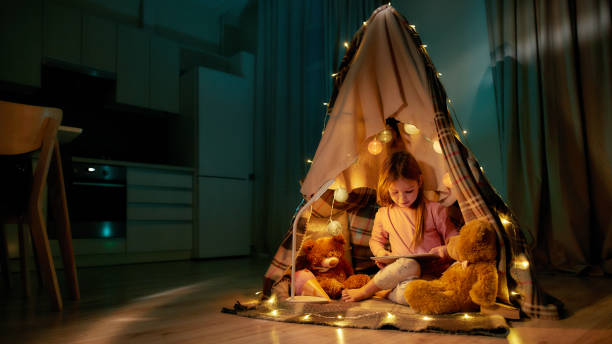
[182,53,254,258]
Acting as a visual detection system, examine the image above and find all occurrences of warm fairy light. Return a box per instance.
[344,42,349,48]
[404,123,420,135]
[386,312,396,320]
[306,159,313,164]
[255,291,262,295]
[421,44,428,48]
[463,313,472,319]
[422,316,433,321]
[378,129,393,143]
[269,309,279,316]
[480,166,485,172]
[437,72,443,77]
[368,138,383,155]
[511,291,519,296]
[321,130,325,135]
[267,295,276,304]
[302,314,311,320]
[337,315,343,319]
[433,140,443,154]
[363,21,367,26]
[462,129,468,134]
[331,73,338,77]
[409,24,416,30]
[448,99,452,103]
[443,172,453,188]
[323,102,329,106]
[334,187,349,202]
[500,216,511,225]
[514,256,530,270]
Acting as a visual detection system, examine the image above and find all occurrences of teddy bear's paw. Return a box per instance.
[343,274,370,289]
[404,281,458,314]
[319,278,344,299]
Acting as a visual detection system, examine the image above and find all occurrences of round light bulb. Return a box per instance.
[334,187,349,203]
[433,140,442,154]
[442,172,453,188]
[368,139,383,155]
[404,123,420,135]
[377,129,393,143]
[327,220,342,236]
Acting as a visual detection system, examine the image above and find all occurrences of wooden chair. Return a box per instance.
[0,100,79,311]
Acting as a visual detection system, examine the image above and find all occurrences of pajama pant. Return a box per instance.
[372,258,421,305]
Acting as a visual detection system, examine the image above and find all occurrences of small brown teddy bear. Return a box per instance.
[296,234,370,299]
[404,219,498,314]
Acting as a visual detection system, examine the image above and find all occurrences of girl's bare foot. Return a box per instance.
[341,287,370,302]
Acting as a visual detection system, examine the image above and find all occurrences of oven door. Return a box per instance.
[49,163,126,239]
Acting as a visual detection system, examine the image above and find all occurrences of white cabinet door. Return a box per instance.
[150,35,180,113]
[0,0,42,87]
[197,177,251,258]
[116,25,149,108]
[82,15,117,72]
[43,1,81,64]
[197,67,253,179]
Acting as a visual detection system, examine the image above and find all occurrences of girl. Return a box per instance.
[341,151,459,304]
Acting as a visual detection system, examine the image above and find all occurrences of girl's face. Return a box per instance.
[389,177,421,208]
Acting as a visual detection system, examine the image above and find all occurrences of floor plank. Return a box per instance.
[1,257,610,343]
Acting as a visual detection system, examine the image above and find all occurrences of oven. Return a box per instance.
[49,162,126,239]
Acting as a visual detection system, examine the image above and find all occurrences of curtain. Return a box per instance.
[486,0,612,273]
[254,0,381,254]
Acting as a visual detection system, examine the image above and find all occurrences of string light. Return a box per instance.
[511,291,520,296]
[323,102,329,106]
[267,295,277,305]
[302,314,311,320]
[269,309,279,316]
[337,315,343,319]
[480,166,485,172]
[404,123,420,135]
[409,24,416,30]
[368,138,383,155]
[363,21,367,26]
[514,256,530,270]
[377,129,393,143]
[462,129,468,134]
[422,316,433,321]
[432,140,443,154]
[333,187,349,202]
[437,72,443,77]
[386,312,396,320]
[463,313,472,319]
[448,99,452,103]
[421,44,428,48]
[306,159,313,164]
[343,42,349,48]
[331,73,338,77]
[500,216,511,225]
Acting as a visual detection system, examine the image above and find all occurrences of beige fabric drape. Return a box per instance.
[301,8,455,207]
[486,0,612,273]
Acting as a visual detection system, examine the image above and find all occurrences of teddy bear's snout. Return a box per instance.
[321,257,339,268]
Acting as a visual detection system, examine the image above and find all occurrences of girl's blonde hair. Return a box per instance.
[377,151,426,249]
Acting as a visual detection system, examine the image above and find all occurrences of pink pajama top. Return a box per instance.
[370,201,459,257]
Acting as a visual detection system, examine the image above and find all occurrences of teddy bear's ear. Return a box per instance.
[301,240,315,253]
[332,234,345,245]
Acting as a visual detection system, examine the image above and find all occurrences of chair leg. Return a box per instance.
[49,140,79,300]
[29,207,62,311]
[0,224,12,289]
[18,219,30,297]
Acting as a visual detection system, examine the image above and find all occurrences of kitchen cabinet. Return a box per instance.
[116,25,150,109]
[126,167,193,253]
[43,1,81,65]
[0,0,43,87]
[150,36,180,113]
[82,15,117,72]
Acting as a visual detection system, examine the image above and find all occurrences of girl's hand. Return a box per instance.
[428,246,448,259]
[375,251,392,269]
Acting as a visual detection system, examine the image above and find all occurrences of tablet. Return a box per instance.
[370,253,439,264]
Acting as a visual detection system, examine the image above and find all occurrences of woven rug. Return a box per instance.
[222,297,509,337]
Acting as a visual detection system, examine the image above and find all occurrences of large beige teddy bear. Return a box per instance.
[404,219,499,314]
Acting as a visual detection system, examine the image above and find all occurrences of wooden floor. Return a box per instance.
[1,257,611,344]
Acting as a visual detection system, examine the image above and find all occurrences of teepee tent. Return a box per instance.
[263,4,562,320]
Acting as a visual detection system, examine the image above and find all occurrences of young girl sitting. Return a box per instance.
[341,151,459,304]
